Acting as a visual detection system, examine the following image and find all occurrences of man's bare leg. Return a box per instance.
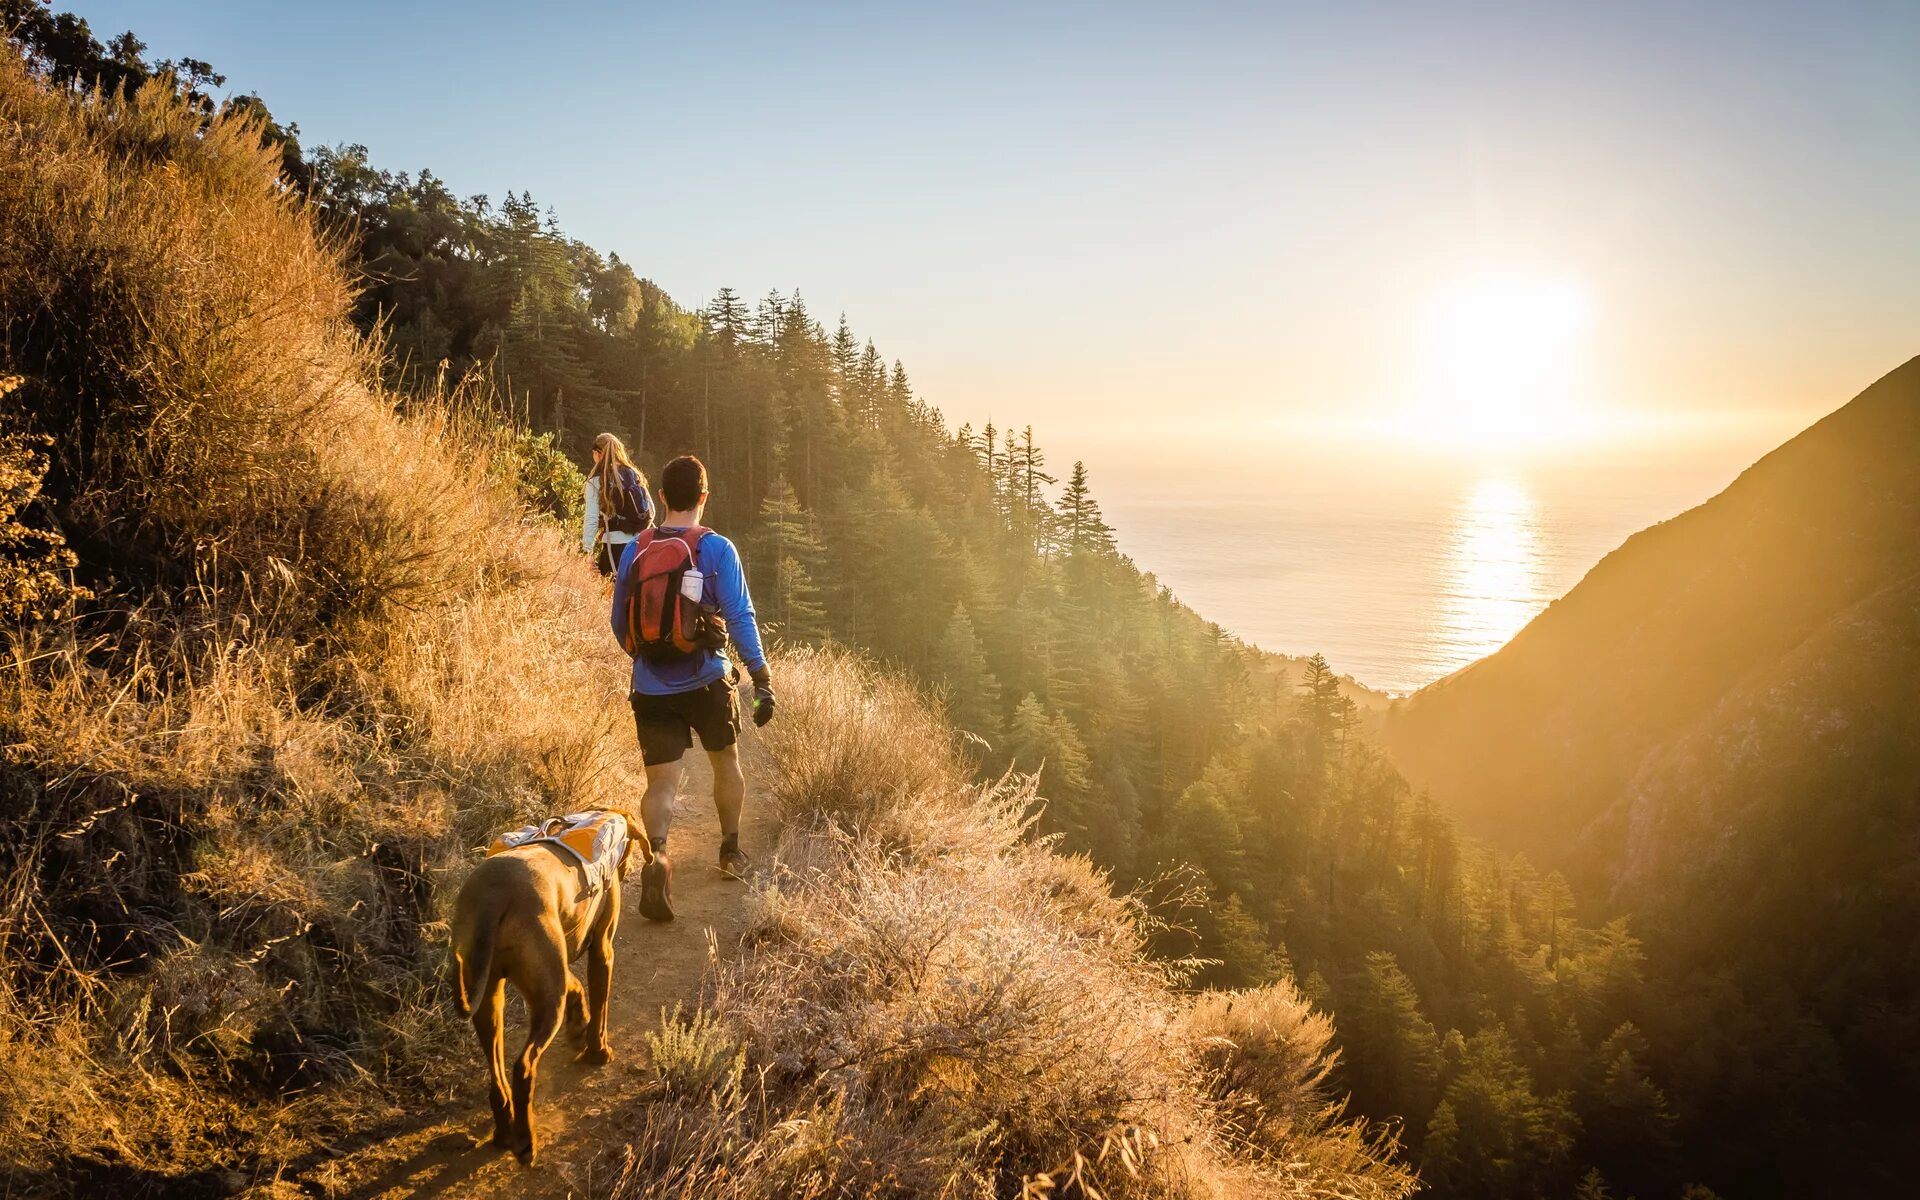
[636,758,684,922]
[708,744,745,840]
[641,759,683,846]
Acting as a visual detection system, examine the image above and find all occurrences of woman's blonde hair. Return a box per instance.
[591,432,646,497]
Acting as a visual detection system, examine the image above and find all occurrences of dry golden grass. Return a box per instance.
[0,45,636,1190]
[610,649,1415,1200]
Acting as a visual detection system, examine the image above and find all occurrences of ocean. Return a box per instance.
[1087,428,1796,695]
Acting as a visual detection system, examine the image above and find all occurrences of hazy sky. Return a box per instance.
[72,1,1920,459]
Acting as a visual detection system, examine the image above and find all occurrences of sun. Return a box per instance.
[1406,269,1593,447]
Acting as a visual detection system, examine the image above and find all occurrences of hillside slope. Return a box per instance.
[1380,356,1920,1190]
[0,45,653,1190]
[1383,354,1920,870]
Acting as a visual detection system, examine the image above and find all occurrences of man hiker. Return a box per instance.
[610,454,774,922]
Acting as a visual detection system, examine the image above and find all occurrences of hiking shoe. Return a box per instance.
[717,844,752,880]
[638,855,675,922]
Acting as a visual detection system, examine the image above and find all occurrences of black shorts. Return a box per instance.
[630,679,740,765]
[595,541,627,576]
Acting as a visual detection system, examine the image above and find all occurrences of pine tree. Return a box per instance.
[1421,1027,1577,1199]
[1340,951,1443,1123]
[830,314,861,397]
[1572,1170,1614,1200]
[749,479,828,643]
[974,421,998,488]
[888,360,913,415]
[1191,893,1282,989]
[1011,425,1057,556]
[706,286,749,347]
[1007,693,1094,835]
[1056,460,1116,558]
[852,339,885,430]
[749,288,787,347]
[1581,1023,1676,1195]
[833,467,957,664]
[1167,779,1249,893]
[1296,653,1357,754]
[929,603,1002,740]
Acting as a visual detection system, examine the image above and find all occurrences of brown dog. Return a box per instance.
[449,809,647,1164]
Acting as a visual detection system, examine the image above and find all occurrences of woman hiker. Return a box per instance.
[583,432,654,575]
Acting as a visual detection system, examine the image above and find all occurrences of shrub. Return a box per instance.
[491,425,588,530]
[0,415,85,622]
[646,1003,745,1098]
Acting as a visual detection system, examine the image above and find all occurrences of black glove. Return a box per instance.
[749,668,775,727]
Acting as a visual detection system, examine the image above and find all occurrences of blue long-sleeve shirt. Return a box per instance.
[610,527,767,695]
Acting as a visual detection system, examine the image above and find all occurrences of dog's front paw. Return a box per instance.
[577,1043,613,1067]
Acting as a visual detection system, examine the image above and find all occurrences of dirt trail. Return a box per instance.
[300,738,770,1200]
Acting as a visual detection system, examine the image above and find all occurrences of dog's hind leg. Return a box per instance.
[473,977,513,1150]
[508,922,568,1166]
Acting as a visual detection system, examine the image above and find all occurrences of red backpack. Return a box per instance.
[618,527,723,660]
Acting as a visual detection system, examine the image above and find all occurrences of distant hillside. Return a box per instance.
[1384,356,1920,870]
[1382,355,1920,1191]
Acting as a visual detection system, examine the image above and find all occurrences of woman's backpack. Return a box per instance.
[618,528,725,661]
[602,465,654,535]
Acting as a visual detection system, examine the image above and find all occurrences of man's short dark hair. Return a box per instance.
[661,455,708,511]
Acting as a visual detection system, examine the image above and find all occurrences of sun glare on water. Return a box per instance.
[1405,270,1594,448]
[1433,475,1547,674]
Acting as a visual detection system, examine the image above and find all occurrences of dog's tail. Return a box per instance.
[451,899,501,1017]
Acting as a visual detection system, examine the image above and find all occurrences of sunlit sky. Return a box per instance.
[73,1,1920,461]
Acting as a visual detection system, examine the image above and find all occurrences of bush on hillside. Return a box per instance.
[495,426,589,530]
[0,411,85,622]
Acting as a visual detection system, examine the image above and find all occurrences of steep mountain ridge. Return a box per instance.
[1383,354,1920,877]
[1380,355,1920,1190]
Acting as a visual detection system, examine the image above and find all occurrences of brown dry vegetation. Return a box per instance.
[1,47,1411,1200]
[0,47,636,1192]
[611,648,1414,1200]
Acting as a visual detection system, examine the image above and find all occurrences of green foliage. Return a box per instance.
[747,478,828,644]
[929,602,1001,741]
[1165,779,1248,891]
[1007,693,1095,839]
[1188,893,1283,990]
[0,417,85,622]
[1422,1028,1577,1197]
[645,1003,745,1099]
[1340,953,1442,1122]
[491,427,586,528]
